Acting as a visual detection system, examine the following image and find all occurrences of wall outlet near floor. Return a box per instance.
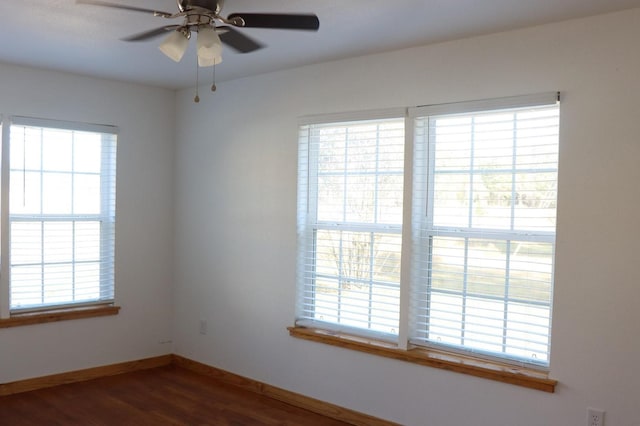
[199,319,207,335]
[587,408,604,426]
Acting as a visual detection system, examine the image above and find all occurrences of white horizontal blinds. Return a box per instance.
[9,118,117,312]
[297,116,405,339]
[409,94,559,366]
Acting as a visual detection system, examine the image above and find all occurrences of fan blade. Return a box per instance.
[76,0,173,17]
[227,13,319,31]
[218,26,264,53]
[123,25,180,42]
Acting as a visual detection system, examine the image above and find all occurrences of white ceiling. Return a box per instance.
[1,0,640,89]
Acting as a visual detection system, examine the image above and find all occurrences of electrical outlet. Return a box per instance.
[199,319,207,335]
[587,408,604,426]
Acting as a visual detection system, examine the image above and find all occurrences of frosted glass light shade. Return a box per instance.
[159,31,189,62]
[197,55,222,67]
[197,26,223,67]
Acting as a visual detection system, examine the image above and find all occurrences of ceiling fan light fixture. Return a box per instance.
[197,55,222,67]
[196,25,223,67]
[77,0,319,102]
[159,30,189,62]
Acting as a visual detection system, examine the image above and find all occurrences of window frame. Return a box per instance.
[292,94,560,390]
[296,109,407,342]
[0,116,118,320]
[408,93,559,367]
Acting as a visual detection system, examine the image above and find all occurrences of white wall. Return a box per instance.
[173,8,640,426]
[0,64,176,382]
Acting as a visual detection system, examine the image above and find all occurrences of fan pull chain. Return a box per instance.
[22,128,27,206]
[194,56,200,103]
[211,63,217,92]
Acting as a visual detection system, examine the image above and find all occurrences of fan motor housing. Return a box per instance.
[179,0,223,14]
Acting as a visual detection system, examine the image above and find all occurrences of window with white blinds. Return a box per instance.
[296,113,405,340]
[409,94,559,366]
[296,94,559,368]
[3,117,117,313]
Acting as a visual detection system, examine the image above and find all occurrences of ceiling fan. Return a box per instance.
[77,0,320,66]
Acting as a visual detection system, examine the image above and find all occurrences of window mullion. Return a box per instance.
[338,230,344,324]
[502,240,512,354]
[503,112,518,355]
[461,238,469,347]
[338,127,347,324]
[368,231,375,330]
[460,117,477,349]
[370,125,379,332]
[510,112,517,231]
[397,113,413,349]
[468,117,476,229]
[72,132,76,302]
[342,128,348,223]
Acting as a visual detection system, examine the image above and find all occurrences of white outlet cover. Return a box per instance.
[587,407,604,426]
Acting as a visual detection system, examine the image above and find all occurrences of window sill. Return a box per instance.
[288,326,557,393]
[0,305,120,329]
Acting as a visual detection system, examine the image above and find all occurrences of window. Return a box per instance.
[409,94,559,366]
[296,94,559,370]
[296,111,405,340]
[0,117,117,316]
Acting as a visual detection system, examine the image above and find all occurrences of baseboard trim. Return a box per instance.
[0,354,173,397]
[172,354,398,426]
[0,354,396,425]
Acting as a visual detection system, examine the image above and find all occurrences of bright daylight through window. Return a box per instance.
[296,93,560,368]
[0,117,117,316]
[297,114,405,339]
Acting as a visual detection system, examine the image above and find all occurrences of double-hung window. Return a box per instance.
[409,94,559,366]
[296,111,405,340]
[296,94,560,373]
[0,117,118,316]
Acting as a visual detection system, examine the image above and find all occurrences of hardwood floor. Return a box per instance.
[0,365,351,425]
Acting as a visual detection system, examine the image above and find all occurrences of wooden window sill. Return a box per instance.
[0,305,120,329]
[288,326,557,393]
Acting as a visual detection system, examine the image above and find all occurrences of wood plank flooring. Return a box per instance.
[0,365,351,425]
